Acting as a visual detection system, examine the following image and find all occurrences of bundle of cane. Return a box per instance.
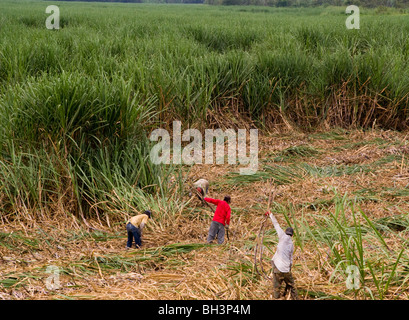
[254,180,275,282]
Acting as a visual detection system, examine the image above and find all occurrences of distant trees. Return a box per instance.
[205,0,409,7]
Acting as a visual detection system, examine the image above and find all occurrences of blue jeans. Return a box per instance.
[126,222,142,248]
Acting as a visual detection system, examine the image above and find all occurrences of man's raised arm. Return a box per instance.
[266,212,285,238]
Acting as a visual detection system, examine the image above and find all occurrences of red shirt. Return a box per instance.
[204,198,231,226]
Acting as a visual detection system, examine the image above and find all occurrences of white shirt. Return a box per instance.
[269,213,294,273]
[193,179,209,196]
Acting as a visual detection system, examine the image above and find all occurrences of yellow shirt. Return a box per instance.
[127,214,149,228]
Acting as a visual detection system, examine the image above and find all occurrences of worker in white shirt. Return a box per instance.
[189,178,209,203]
[265,211,298,300]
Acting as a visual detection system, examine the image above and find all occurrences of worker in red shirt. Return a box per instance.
[204,195,231,244]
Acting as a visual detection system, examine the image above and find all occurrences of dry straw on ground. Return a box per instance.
[1,129,409,300]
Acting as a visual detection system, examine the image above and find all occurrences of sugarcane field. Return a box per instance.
[1,0,409,304]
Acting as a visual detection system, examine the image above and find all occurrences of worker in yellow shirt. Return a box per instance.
[126,210,152,249]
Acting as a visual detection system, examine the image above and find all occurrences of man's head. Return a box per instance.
[144,210,152,219]
[285,227,294,237]
[224,195,231,204]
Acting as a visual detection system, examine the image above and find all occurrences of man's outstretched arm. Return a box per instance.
[204,198,221,206]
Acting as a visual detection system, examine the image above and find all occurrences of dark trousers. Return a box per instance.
[126,222,142,248]
[207,221,225,244]
[272,262,298,300]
